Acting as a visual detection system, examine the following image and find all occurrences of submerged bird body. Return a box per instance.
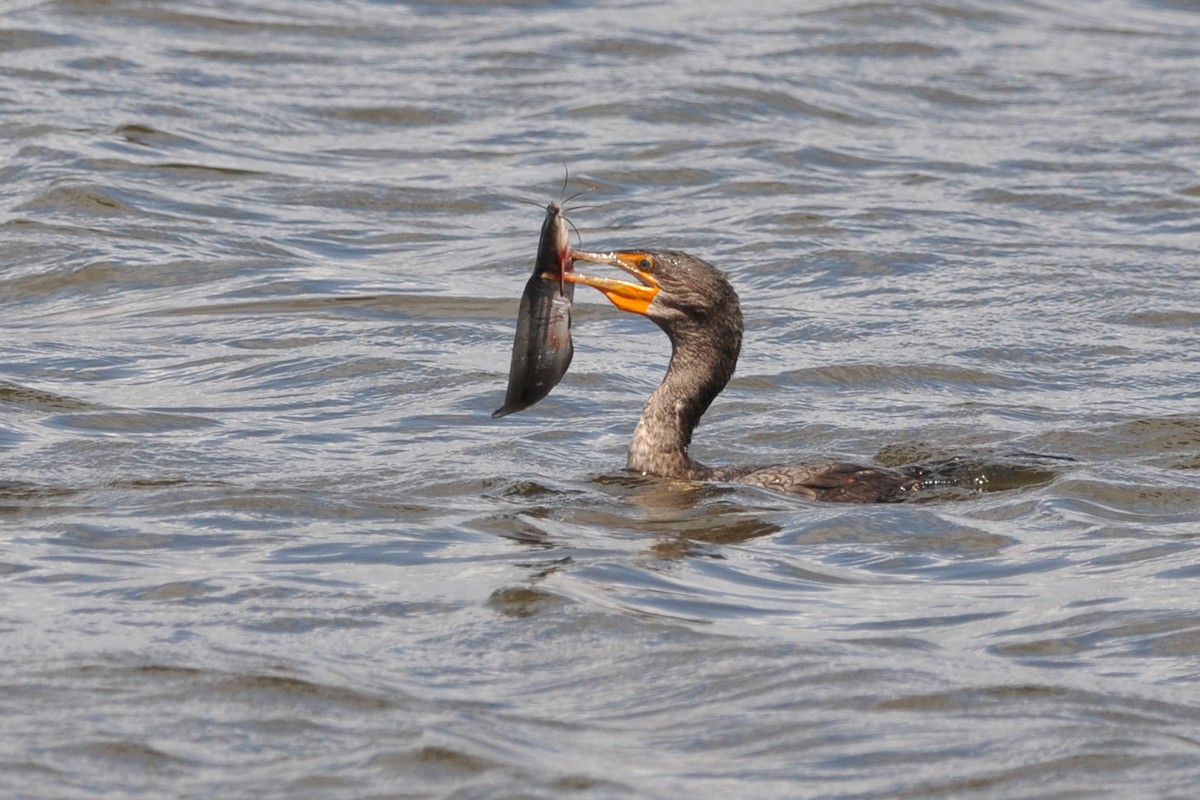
[566,249,918,503]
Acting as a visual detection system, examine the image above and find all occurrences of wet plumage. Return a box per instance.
[567,249,919,503]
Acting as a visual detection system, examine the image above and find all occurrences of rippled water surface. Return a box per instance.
[3,0,1200,797]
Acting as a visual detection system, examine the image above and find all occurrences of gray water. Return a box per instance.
[3,0,1200,797]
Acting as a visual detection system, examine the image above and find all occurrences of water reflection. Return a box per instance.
[4,0,1200,797]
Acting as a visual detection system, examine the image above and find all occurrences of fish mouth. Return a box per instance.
[555,249,659,315]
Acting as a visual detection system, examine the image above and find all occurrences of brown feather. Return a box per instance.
[614,250,917,504]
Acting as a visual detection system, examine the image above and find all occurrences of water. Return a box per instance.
[3,0,1200,797]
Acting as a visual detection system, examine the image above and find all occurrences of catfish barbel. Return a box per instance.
[492,200,574,418]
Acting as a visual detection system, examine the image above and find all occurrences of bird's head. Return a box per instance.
[562,249,739,335]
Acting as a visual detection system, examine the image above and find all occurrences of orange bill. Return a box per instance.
[550,250,660,315]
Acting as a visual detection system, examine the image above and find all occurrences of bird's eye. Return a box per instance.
[639,258,653,271]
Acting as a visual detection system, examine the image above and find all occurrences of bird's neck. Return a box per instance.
[627,322,741,480]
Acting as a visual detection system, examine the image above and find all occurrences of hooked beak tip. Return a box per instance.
[563,250,658,316]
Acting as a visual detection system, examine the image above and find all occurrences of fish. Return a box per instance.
[492,200,575,418]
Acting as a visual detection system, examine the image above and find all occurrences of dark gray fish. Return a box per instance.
[492,200,575,418]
